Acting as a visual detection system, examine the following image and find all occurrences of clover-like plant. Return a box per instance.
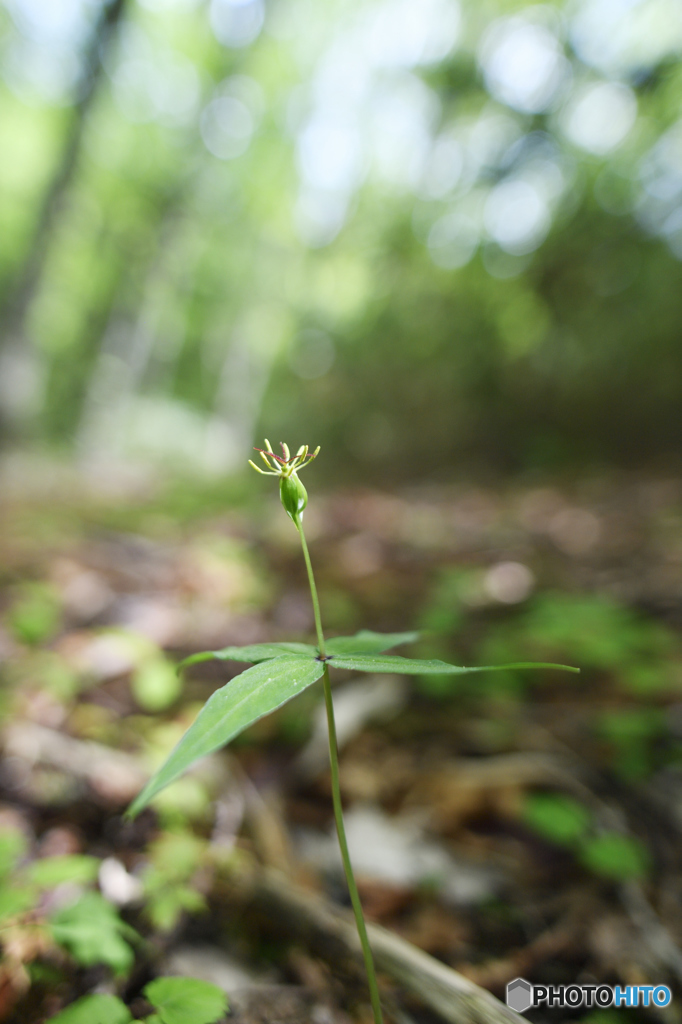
[48,977,227,1024]
[128,441,577,1024]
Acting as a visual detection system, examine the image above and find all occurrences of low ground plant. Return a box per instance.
[128,442,577,1023]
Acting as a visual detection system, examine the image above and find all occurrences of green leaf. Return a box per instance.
[179,642,317,670]
[0,885,37,922]
[580,833,649,880]
[523,794,591,846]
[144,977,227,1024]
[128,656,324,816]
[327,654,579,675]
[324,630,419,656]
[46,994,132,1024]
[25,855,100,889]
[50,892,137,975]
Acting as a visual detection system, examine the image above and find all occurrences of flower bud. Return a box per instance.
[280,473,308,524]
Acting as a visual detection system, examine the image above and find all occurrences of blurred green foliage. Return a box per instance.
[142,977,228,1024]
[417,576,682,788]
[50,891,139,975]
[579,832,649,880]
[132,656,183,712]
[477,592,682,695]
[0,0,681,476]
[141,830,207,932]
[522,793,650,880]
[598,708,665,780]
[7,584,61,647]
[0,827,136,974]
[48,994,134,1024]
[48,978,228,1024]
[523,792,590,846]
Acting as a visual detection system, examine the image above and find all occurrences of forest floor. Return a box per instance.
[2,463,682,1024]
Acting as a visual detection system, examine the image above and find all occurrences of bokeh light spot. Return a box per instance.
[561,81,637,156]
[484,179,550,254]
[480,16,569,113]
[210,0,264,48]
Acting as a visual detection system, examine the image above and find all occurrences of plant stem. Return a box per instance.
[297,522,326,657]
[297,521,384,1024]
[322,662,384,1024]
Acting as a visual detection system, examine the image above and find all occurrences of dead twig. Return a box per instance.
[3,722,147,803]
[241,867,523,1024]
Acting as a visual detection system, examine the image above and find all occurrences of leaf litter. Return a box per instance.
[1,473,682,1019]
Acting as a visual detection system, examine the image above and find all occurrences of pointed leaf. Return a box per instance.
[324,630,419,656]
[327,654,579,675]
[128,656,324,816]
[179,642,317,671]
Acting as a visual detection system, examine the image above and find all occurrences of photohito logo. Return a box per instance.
[506,978,672,1013]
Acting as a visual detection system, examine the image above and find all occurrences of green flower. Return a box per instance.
[248,440,320,524]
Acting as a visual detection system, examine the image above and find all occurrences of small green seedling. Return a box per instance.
[47,977,227,1024]
[128,441,578,1024]
[0,833,138,977]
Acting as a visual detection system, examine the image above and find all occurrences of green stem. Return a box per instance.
[297,521,326,657]
[297,520,384,1024]
[322,663,384,1024]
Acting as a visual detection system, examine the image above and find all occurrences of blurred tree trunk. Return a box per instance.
[0,0,130,432]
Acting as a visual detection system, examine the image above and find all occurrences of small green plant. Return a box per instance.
[0,831,138,978]
[128,441,577,1024]
[0,826,224,1019]
[48,977,227,1024]
[50,891,138,976]
[141,830,207,932]
[522,792,649,880]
